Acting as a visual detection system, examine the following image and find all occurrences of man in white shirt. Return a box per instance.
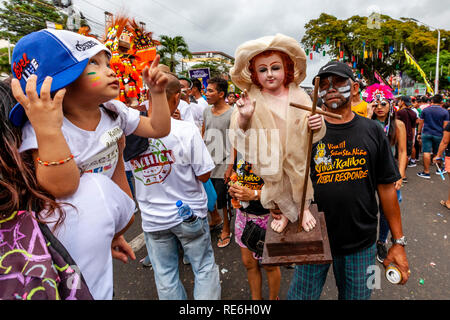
[190,78,210,129]
[177,77,196,124]
[129,73,221,300]
[177,99,195,123]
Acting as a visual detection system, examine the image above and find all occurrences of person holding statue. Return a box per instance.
[228,33,325,234]
[288,61,410,300]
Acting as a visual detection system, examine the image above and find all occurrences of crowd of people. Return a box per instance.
[1,28,448,301]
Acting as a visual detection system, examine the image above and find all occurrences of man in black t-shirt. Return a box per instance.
[397,96,418,173]
[288,61,410,301]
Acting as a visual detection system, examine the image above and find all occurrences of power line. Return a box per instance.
[111,0,225,52]
[148,0,206,32]
[75,0,109,14]
[147,0,230,51]
[74,0,218,52]
[82,13,104,27]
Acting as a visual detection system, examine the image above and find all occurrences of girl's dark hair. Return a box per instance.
[371,100,396,146]
[0,81,65,228]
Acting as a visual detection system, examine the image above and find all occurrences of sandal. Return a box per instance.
[209,221,223,231]
[217,233,232,248]
[439,200,450,210]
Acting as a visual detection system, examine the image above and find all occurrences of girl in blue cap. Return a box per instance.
[10,29,171,199]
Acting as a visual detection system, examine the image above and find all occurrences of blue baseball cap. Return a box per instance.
[9,29,111,127]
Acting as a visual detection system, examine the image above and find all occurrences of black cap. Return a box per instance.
[420,96,429,103]
[400,96,411,106]
[314,61,356,85]
[178,76,193,88]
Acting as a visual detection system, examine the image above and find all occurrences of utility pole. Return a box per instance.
[435,29,440,93]
[411,18,441,94]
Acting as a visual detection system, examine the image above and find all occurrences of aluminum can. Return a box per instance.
[385,264,402,284]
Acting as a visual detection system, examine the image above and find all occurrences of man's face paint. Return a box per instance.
[319,76,352,109]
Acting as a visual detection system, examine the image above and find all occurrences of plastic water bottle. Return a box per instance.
[176,200,196,222]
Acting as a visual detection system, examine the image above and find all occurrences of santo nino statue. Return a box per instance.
[228,34,326,233]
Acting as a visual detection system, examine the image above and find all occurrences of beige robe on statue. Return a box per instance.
[228,82,326,223]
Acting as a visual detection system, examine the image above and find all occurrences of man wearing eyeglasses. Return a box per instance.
[288,61,410,300]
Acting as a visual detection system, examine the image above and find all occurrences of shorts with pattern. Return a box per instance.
[287,243,376,300]
[234,208,269,260]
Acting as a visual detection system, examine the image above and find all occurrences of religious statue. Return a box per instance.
[229,34,326,233]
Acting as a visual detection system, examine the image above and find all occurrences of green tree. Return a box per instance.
[407,50,450,90]
[302,13,449,88]
[0,0,67,43]
[157,35,192,72]
[0,47,11,74]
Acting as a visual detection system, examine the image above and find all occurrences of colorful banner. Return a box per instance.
[189,68,211,94]
[404,49,434,94]
[374,70,393,89]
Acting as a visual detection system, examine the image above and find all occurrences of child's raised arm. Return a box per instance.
[12,75,80,198]
[132,55,171,138]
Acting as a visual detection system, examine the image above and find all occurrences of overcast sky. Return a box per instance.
[72,0,450,85]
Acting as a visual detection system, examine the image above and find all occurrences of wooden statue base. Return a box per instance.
[261,204,332,266]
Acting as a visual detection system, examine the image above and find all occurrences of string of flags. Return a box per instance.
[305,38,402,62]
[304,37,407,82]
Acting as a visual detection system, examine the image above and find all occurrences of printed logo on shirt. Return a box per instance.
[236,159,263,190]
[313,140,368,184]
[100,126,123,148]
[130,139,175,185]
[80,144,119,174]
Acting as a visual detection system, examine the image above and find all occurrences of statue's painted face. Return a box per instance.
[318,75,352,110]
[254,52,286,92]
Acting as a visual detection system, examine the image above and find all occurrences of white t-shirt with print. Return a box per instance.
[130,118,215,232]
[19,100,140,178]
[45,173,134,300]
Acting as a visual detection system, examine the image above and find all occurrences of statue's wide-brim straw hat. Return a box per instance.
[230,33,307,91]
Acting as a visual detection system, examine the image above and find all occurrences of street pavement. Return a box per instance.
[113,156,449,300]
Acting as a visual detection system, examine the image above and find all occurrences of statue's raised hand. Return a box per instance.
[236,89,256,120]
[235,89,256,130]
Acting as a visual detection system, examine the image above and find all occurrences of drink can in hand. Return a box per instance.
[385,264,402,284]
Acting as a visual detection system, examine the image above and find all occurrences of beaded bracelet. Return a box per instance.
[37,155,74,166]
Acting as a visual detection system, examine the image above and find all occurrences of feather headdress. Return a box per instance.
[104,15,129,52]
[128,19,160,71]
[365,83,394,102]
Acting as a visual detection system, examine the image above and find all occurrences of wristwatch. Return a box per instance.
[391,236,407,246]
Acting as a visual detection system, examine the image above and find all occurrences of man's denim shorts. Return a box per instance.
[422,134,442,154]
